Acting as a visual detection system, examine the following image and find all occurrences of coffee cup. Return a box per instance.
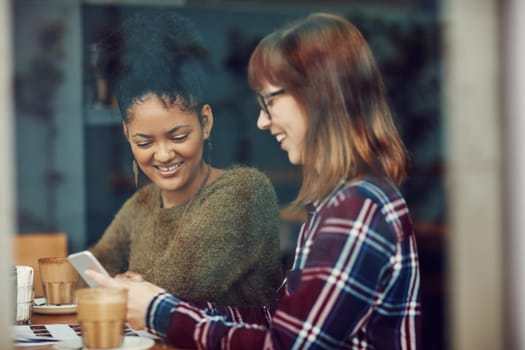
[14,265,34,325]
[38,257,78,305]
[76,288,128,349]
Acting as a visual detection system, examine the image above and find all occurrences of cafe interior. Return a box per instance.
[1,0,524,349]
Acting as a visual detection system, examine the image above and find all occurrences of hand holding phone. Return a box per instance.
[68,250,110,287]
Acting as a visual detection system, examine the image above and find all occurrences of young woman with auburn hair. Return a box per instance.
[248,12,408,206]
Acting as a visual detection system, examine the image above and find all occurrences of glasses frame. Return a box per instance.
[256,88,286,120]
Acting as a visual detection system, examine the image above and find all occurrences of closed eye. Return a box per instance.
[135,141,152,148]
[171,133,189,142]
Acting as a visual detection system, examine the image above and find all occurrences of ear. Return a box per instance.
[200,104,214,139]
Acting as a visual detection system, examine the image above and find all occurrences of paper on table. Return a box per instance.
[13,324,81,347]
[12,323,158,346]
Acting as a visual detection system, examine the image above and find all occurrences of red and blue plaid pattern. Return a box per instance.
[146,177,421,349]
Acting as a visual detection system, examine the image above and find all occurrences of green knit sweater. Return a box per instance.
[90,166,283,307]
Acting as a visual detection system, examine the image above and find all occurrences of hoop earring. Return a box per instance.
[132,160,139,188]
[207,138,212,165]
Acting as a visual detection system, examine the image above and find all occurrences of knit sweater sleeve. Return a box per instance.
[163,166,283,306]
[89,188,145,277]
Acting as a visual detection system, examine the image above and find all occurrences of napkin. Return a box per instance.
[16,266,34,302]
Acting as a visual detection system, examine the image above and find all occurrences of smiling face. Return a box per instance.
[256,83,308,165]
[124,93,212,206]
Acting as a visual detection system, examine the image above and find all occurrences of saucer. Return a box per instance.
[33,297,77,315]
[53,336,155,350]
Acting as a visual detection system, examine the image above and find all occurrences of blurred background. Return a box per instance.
[2,0,523,349]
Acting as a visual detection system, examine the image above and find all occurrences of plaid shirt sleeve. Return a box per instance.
[145,179,421,349]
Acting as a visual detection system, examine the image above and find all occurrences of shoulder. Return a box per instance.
[348,177,404,207]
[323,177,412,241]
[213,165,276,193]
[202,165,278,209]
[119,183,158,211]
[326,177,404,208]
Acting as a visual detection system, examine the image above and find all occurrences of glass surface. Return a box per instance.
[76,288,128,349]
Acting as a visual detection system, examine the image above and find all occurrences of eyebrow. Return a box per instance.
[131,126,187,138]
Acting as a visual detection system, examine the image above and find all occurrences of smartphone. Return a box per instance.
[68,250,110,287]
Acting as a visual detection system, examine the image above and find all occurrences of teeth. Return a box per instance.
[157,162,182,172]
[276,134,285,142]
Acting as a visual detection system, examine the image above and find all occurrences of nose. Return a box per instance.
[256,110,271,130]
[154,143,174,163]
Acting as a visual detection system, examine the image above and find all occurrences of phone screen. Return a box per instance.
[68,251,110,287]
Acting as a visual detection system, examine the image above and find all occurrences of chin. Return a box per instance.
[288,154,300,165]
[287,149,305,165]
[153,179,180,192]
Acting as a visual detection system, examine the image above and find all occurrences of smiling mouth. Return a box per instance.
[155,161,183,174]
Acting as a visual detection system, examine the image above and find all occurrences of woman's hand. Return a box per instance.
[84,269,165,330]
[114,271,145,282]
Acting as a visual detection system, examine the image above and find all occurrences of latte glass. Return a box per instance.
[76,288,128,349]
[38,257,78,305]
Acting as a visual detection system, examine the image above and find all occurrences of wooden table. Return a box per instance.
[14,312,184,350]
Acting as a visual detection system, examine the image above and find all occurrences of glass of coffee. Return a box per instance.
[76,288,128,349]
[38,257,78,305]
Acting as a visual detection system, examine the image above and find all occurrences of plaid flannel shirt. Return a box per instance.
[146,177,421,349]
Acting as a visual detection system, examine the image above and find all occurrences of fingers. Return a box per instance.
[85,269,124,289]
[115,271,144,282]
[127,318,145,330]
[84,270,152,330]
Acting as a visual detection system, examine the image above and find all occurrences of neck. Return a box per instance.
[161,163,211,208]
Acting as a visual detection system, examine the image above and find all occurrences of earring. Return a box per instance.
[206,138,212,165]
[132,160,138,188]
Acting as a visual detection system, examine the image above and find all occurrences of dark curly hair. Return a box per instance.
[96,11,210,121]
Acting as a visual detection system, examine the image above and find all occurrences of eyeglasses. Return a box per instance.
[256,88,286,120]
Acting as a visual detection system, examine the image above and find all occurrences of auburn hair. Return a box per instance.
[248,12,408,207]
